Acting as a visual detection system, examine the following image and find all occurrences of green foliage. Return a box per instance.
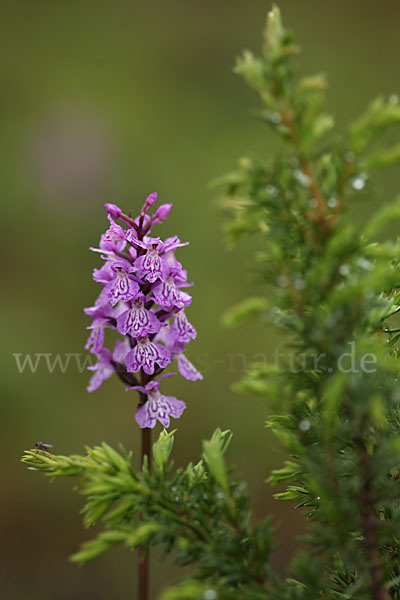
[22,5,400,599]
[22,431,272,596]
[220,4,400,599]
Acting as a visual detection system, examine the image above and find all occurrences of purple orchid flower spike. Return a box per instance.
[85,193,201,430]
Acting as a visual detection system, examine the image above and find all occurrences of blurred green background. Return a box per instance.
[2,1,400,598]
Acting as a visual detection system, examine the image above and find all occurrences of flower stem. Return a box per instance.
[138,427,151,600]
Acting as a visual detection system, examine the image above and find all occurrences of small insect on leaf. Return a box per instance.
[35,442,54,452]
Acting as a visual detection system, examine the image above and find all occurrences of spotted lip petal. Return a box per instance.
[133,249,170,283]
[116,297,161,338]
[135,390,186,429]
[108,264,140,306]
[153,275,192,311]
[125,337,171,375]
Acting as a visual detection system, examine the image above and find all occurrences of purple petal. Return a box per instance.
[95,286,112,308]
[104,203,122,219]
[93,261,114,285]
[135,391,186,429]
[162,235,189,253]
[176,353,203,381]
[153,276,192,311]
[100,216,126,251]
[87,349,114,392]
[116,299,161,338]
[144,192,158,208]
[170,310,197,344]
[84,305,106,319]
[133,247,169,283]
[163,395,186,418]
[153,203,172,224]
[125,337,171,375]
[108,271,140,306]
[112,338,131,363]
[85,318,108,353]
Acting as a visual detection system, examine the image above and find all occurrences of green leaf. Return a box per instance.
[264,4,299,62]
[70,530,127,564]
[350,96,400,154]
[267,461,302,486]
[223,297,269,326]
[153,429,175,471]
[273,486,309,502]
[202,429,232,493]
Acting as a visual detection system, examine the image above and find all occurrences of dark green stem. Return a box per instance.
[138,427,152,600]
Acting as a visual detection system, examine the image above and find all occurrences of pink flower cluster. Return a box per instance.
[84,194,202,428]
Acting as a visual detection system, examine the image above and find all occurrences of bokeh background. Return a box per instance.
[2,1,400,598]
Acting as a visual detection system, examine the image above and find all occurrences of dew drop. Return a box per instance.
[293,168,311,188]
[277,275,289,288]
[299,419,311,432]
[204,591,218,600]
[266,184,279,197]
[389,93,399,104]
[267,111,282,125]
[339,264,350,276]
[309,198,318,209]
[356,257,372,270]
[293,277,305,291]
[327,196,338,209]
[351,174,367,191]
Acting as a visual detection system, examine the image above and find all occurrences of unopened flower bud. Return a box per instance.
[154,203,172,223]
[104,203,122,219]
[144,192,158,208]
